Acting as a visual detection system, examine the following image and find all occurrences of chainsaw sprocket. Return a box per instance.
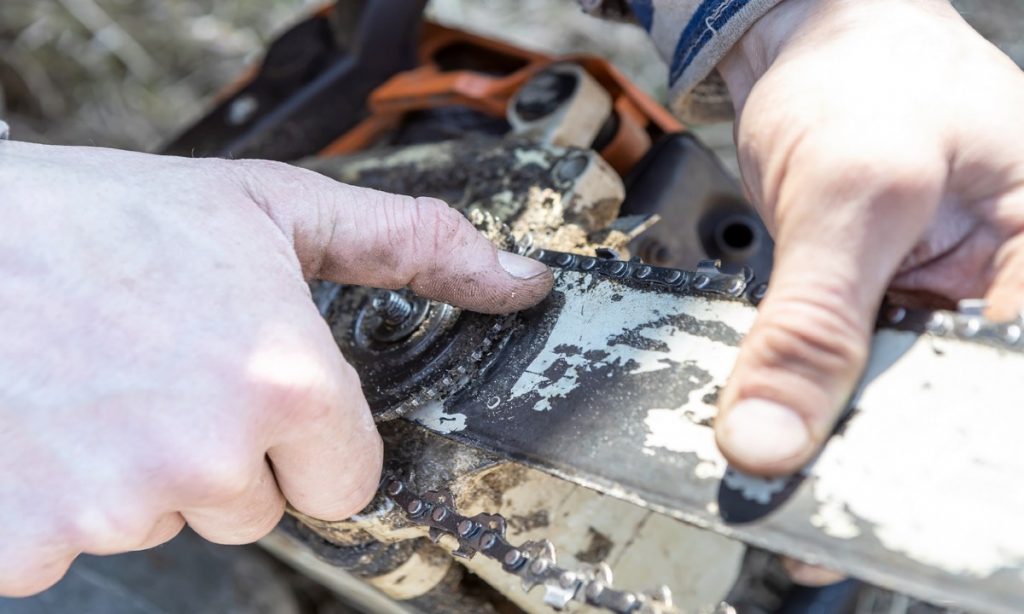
[316,283,517,421]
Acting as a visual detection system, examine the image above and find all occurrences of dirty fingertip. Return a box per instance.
[716,398,812,475]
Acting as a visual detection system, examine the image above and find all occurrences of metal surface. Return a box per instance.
[304,135,1024,611]
[620,133,773,281]
[388,250,1024,614]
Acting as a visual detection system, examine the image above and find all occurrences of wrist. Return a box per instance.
[717,0,958,109]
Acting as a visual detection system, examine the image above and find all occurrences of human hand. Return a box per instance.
[714,0,1024,475]
[0,141,552,596]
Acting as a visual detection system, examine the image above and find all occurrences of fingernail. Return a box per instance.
[719,399,811,470]
[497,250,548,279]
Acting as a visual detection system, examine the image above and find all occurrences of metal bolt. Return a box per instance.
[927,312,952,334]
[752,283,769,301]
[959,317,982,338]
[530,557,549,574]
[406,499,424,516]
[372,291,414,326]
[479,532,497,550]
[609,262,627,276]
[457,520,477,537]
[617,593,637,610]
[556,253,575,267]
[559,571,577,588]
[504,549,524,568]
[554,155,588,183]
[693,274,711,290]
[634,265,652,280]
[586,582,605,600]
[664,271,683,285]
[638,239,671,265]
[579,258,597,271]
[431,507,448,522]
[1004,323,1022,344]
[726,278,745,295]
[386,480,404,496]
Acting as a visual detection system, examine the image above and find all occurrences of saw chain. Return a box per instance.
[378,247,1023,614]
[383,478,732,614]
[376,249,750,614]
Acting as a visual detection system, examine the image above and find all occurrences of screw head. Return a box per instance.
[406,499,424,516]
[753,283,769,301]
[1005,323,1022,344]
[504,549,524,567]
[386,481,403,496]
[457,520,477,537]
[554,154,589,183]
[479,532,497,550]
[431,506,448,522]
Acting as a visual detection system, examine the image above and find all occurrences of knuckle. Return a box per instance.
[261,369,340,426]
[57,505,162,556]
[178,453,258,503]
[242,499,286,541]
[0,560,70,597]
[751,292,869,382]
[792,132,942,205]
[223,158,321,210]
[206,501,285,546]
[227,158,297,184]
[411,196,464,257]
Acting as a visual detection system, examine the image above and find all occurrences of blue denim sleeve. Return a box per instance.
[582,0,785,122]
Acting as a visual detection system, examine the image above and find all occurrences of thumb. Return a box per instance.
[233,160,553,314]
[716,153,943,476]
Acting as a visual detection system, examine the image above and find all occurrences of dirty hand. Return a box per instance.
[0,141,552,596]
[715,0,1024,475]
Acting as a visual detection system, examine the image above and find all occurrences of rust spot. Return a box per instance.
[507,510,550,532]
[576,527,614,564]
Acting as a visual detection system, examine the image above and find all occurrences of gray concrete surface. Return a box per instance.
[0,530,304,614]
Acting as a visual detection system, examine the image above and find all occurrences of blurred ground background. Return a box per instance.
[0,0,1022,156]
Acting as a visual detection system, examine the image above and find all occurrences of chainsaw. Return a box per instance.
[166,2,1024,613]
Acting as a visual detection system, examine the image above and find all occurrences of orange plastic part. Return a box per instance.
[319,22,683,175]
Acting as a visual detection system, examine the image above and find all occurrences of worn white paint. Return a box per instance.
[644,407,724,479]
[722,469,788,506]
[507,273,756,413]
[513,148,554,168]
[810,330,1024,576]
[810,498,861,540]
[410,401,467,434]
[458,465,744,614]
